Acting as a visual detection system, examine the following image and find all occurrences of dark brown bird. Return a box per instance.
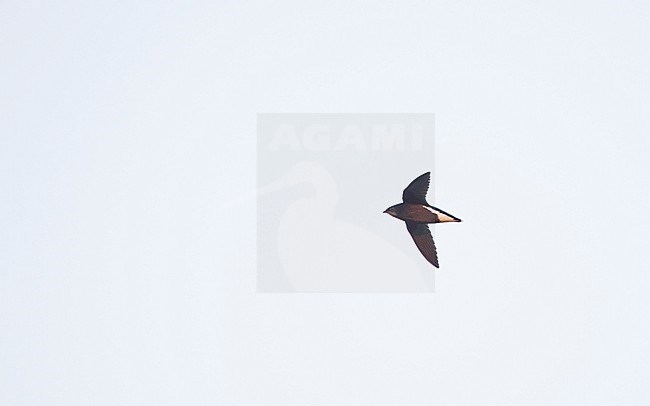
[384,172,461,268]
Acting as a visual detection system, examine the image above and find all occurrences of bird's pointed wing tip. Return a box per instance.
[402,172,432,205]
[406,222,439,268]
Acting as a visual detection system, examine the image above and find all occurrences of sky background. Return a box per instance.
[2,1,649,405]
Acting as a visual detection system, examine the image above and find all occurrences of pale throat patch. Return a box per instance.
[424,206,457,222]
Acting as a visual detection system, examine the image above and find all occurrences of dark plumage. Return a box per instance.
[384,172,461,268]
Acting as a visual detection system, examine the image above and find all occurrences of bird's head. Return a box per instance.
[383,205,399,218]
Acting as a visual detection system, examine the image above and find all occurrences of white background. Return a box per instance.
[2,1,649,404]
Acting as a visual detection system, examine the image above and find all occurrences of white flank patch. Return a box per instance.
[424,206,458,222]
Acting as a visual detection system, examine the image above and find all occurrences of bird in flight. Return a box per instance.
[384,172,461,268]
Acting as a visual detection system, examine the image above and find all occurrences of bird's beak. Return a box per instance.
[383,209,388,213]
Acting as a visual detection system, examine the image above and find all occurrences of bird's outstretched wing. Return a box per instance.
[406,221,439,268]
[402,172,430,205]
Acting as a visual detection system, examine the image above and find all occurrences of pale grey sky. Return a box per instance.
[1,1,649,405]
